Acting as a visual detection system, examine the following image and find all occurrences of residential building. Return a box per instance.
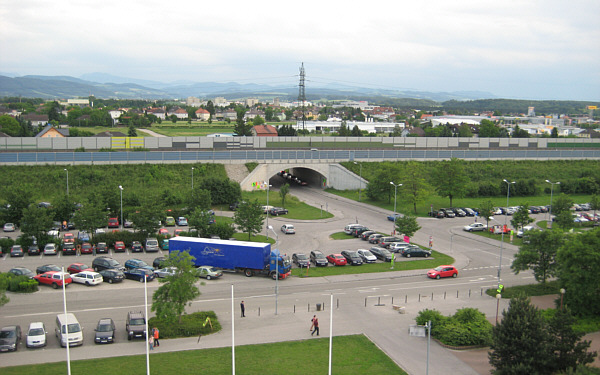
[22,114,49,126]
[36,125,69,138]
[167,107,188,119]
[195,108,210,121]
[251,125,278,137]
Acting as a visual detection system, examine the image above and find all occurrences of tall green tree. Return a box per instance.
[554,210,575,230]
[510,204,534,231]
[433,158,469,207]
[20,204,54,246]
[253,115,265,126]
[557,229,600,317]
[72,201,107,241]
[511,229,564,283]
[547,308,597,373]
[3,187,34,226]
[187,208,213,238]
[350,125,362,137]
[233,106,251,136]
[394,215,421,238]
[279,183,290,208]
[479,119,501,137]
[233,200,264,241]
[489,295,553,374]
[402,161,430,214]
[130,199,163,238]
[479,200,496,231]
[151,251,201,323]
[552,193,573,215]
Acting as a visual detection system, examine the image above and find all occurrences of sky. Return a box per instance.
[1,0,599,101]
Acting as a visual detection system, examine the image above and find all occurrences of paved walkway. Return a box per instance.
[138,128,165,137]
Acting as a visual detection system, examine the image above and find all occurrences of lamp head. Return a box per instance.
[118,185,123,190]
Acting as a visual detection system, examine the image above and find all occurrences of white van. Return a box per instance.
[344,224,363,235]
[55,313,83,347]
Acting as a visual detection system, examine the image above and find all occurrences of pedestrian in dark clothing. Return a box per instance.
[240,301,245,317]
[310,315,319,336]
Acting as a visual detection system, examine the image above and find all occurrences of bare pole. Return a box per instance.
[61,267,71,375]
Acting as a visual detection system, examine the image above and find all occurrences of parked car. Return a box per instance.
[292,253,309,267]
[356,249,377,263]
[77,231,90,241]
[176,217,188,226]
[43,243,57,255]
[161,239,170,250]
[370,246,393,262]
[387,213,402,221]
[326,253,347,266]
[63,233,76,243]
[270,207,288,216]
[352,227,371,237]
[80,242,93,254]
[113,241,126,252]
[428,210,445,219]
[165,216,176,226]
[387,242,411,253]
[27,245,40,256]
[379,236,403,248]
[0,325,22,352]
[261,205,274,214]
[124,268,155,282]
[126,311,146,340]
[26,322,46,348]
[340,250,363,266]
[440,209,456,218]
[94,318,116,344]
[3,223,16,232]
[145,238,160,252]
[360,230,376,240]
[427,265,458,279]
[124,259,153,271]
[98,268,125,284]
[400,247,431,258]
[154,267,176,278]
[281,224,295,234]
[71,271,103,286]
[92,257,123,272]
[67,263,93,274]
[344,224,364,234]
[461,207,476,216]
[36,264,61,274]
[107,217,119,228]
[131,241,144,253]
[517,225,535,238]
[123,219,134,228]
[9,267,35,278]
[61,242,76,255]
[309,250,328,267]
[368,234,384,244]
[195,265,223,280]
[153,256,166,269]
[34,271,72,288]
[463,223,487,232]
[158,228,169,235]
[10,245,24,257]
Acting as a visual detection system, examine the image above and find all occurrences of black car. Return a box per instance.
[36,264,61,275]
[461,207,476,216]
[0,325,22,352]
[270,207,288,216]
[62,243,76,255]
[131,241,144,253]
[352,227,370,237]
[340,250,363,266]
[309,250,328,267]
[400,247,431,258]
[10,245,24,257]
[292,253,309,268]
[440,209,456,218]
[428,210,445,219]
[27,245,40,256]
[529,206,542,214]
[368,234,384,244]
[92,257,122,272]
[370,247,393,262]
[9,267,35,278]
[360,230,376,240]
[153,256,166,269]
[452,208,467,217]
[124,268,155,282]
[98,269,125,284]
[96,242,109,254]
[94,318,116,344]
[126,311,146,340]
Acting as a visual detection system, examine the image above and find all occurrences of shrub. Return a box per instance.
[2,274,38,293]
[416,309,448,336]
[148,311,221,339]
[416,307,493,347]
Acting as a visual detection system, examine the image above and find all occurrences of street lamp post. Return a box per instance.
[268,225,279,315]
[191,167,194,199]
[118,186,123,230]
[560,288,566,311]
[390,182,402,235]
[64,168,69,197]
[498,179,515,287]
[354,162,363,202]
[495,293,502,325]
[545,180,560,229]
[265,182,272,240]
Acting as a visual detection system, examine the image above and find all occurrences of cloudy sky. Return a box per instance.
[1,0,599,100]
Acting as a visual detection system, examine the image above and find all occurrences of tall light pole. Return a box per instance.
[191,167,194,199]
[498,179,515,287]
[118,185,123,229]
[545,179,560,229]
[64,168,69,197]
[268,225,279,315]
[390,182,402,235]
[354,161,363,202]
[265,182,272,240]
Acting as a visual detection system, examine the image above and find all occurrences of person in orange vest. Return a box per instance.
[152,327,159,347]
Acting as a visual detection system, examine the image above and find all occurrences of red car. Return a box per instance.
[174,229,183,236]
[80,243,94,254]
[108,217,119,228]
[427,265,458,279]
[34,271,72,289]
[326,253,347,266]
[114,241,126,252]
[158,228,169,235]
[67,263,93,274]
[63,233,75,243]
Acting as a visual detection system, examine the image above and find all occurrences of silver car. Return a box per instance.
[43,243,57,255]
[195,266,223,280]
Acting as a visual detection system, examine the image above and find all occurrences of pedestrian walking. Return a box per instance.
[153,327,160,347]
[310,315,319,336]
[148,335,154,350]
[240,301,245,317]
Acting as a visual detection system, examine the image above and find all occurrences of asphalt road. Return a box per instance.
[0,187,537,374]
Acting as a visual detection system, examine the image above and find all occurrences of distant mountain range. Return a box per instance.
[0,73,497,102]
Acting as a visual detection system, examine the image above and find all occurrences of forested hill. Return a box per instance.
[442,99,598,115]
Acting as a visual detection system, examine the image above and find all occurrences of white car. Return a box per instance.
[71,271,103,286]
[388,242,410,252]
[281,224,295,234]
[517,225,534,238]
[463,223,487,232]
[26,322,46,348]
[3,223,15,232]
[357,249,377,263]
[154,267,177,278]
[262,205,274,214]
[43,243,57,255]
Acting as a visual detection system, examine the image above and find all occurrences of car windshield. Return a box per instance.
[107,260,120,267]
[97,323,113,332]
[315,253,326,259]
[381,249,392,256]
[0,330,15,338]
[62,324,81,334]
[29,328,45,335]
[296,254,308,260]
[130,318,145,325]
[433,266,444,271]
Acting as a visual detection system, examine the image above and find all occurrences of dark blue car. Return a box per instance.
[123,268,155,282]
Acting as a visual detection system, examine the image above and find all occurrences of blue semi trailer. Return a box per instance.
[169,237,291,280]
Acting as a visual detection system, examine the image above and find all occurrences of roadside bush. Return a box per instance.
[478,182,500,197]
[207,222,235,240]
[0,237,15,255]
[148,311,221,339]
[416,307,493,347]
[415,309,448,336]
[0,274,38,293]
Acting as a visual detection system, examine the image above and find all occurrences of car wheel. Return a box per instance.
[108,279,113,284]
[452,273,458,278]
[406,254,411,258]
[244,269,253,277]
[52,282,58,289]
[425,253,429,258]
[206,275,211,280]
[128,335,132,341]
[271,272,278,280]
[435,275,440,280]
[86,281,90,286]
[139,277,144,283]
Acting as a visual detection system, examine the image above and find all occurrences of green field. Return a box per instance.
[241,190,334,220]
[1,335,407,375]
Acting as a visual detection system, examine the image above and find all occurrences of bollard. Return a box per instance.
[294,305,296,313]
[337,299,339,309]
[457,290,459,298]
[469,289,471,298]
[365,298,367,307]
[444,291,447,300]
[419,294,421,302]
[258,307,260,316]
[481,288,483,296]
[323,302,325,311]
[405,295,407,303]
[431,292,433,301]
[392,296,394,305]
[308,304,310,312]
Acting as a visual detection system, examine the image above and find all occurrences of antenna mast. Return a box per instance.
[298,62,306,131]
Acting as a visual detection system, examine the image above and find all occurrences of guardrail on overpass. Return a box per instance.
[1,148,599,165]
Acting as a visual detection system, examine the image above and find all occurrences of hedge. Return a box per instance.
[148,311,221,339]
[416,307,493,347]
[0,273,38,293]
